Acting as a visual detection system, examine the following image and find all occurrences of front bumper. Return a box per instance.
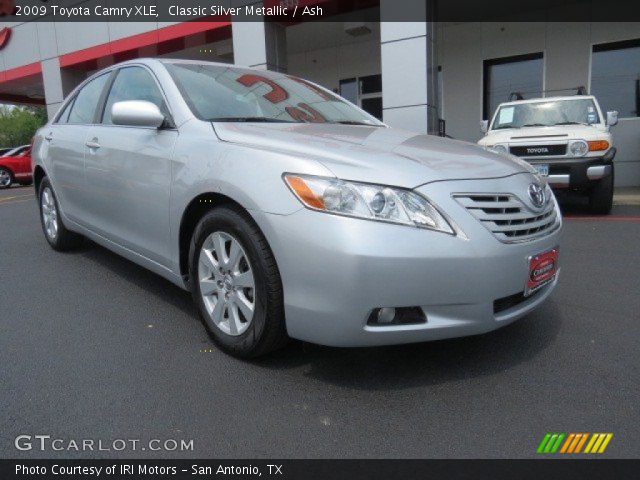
[526,151,615,189]
[254,173,562,347]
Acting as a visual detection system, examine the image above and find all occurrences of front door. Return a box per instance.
[83,66,177,267]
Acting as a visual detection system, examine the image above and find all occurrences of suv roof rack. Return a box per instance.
[508,86,589,101]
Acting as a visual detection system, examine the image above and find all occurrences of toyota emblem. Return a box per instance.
[528,183,546,209]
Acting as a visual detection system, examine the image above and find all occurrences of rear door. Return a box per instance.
[83,66,177,266]
[43,73,111,223]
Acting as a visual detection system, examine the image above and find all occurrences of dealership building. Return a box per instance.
[1,0,639,186]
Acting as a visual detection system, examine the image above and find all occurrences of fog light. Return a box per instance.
[377,307,396,324]
[367,307,427,326]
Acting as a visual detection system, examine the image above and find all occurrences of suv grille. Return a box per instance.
[454,194,559,243]
[509,144,567,157]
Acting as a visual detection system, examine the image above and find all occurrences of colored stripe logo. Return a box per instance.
[537,433,613,454]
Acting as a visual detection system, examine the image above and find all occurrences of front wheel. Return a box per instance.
[38,177,84,251]
[588,167,614,215]
[188,206,288,358]
[0,167,13,189]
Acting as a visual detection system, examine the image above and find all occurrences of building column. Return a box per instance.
[41,57,84,119]
[380,0,438,134]
[231,2,287,72]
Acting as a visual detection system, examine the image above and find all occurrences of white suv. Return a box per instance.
[479,95,618,214]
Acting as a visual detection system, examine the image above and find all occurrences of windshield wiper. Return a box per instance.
[206,117,295,123]
[554,121,589,126]
[493,125,518,130]
[521,123,548,128]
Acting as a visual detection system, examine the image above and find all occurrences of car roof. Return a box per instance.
[102,58,281,76]
[498,95,597,108]
[157,58,236,68]
[1,145,29,157]
[106,58,238,70]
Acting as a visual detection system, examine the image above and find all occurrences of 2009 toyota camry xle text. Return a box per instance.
[32,59,562,358]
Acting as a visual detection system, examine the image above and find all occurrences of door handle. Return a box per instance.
[44,133,53,141]
[85,140,101,149]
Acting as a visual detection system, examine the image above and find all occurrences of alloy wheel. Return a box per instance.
[0,169,11,187]
[41,187,59,241]
[198,231,256,336]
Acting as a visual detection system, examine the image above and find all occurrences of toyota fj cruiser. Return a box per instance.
[479,92,618,214]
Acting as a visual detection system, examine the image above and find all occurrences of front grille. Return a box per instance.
[454,193,559,243]
[509,144,567,157]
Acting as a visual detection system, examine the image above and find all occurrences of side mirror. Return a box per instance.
[480,120,489,133]
[111,100,165,128]
[606,111,618,127]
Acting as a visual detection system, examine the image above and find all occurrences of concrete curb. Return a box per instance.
[613,188,640,206]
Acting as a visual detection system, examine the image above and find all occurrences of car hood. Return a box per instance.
[478,124,610,145]
[213,123,530,188]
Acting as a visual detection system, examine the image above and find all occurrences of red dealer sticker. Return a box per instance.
[525,248,558,296]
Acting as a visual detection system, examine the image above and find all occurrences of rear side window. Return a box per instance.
[67,74,110,125]
[102,67,168,124]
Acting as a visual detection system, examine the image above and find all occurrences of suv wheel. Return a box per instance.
[588,167,614,215]
[188,206,288,358]
[38,177,84,251]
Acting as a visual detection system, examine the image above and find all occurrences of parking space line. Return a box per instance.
[0,193,34,203]
[0,198,33,207]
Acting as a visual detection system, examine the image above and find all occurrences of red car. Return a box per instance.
[0,145,32,189]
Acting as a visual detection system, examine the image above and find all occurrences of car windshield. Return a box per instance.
[491,99,600,130]
[164,62,383,126]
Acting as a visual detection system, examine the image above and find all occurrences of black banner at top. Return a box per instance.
[1,0,640,23]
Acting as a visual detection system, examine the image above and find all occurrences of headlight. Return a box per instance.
[283,174,454,234]
[486,144,508,154]
[569,140,588,157]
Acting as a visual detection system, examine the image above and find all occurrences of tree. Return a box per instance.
[0,105,48,148]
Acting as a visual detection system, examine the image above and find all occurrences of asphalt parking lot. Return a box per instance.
[1,185,639,459]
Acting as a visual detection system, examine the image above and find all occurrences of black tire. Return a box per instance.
[588,167,614,215]
[38,177,84,251]
[0,167,14,189]
[188,205,288,358]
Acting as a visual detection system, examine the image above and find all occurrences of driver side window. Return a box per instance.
[101,67,168,125]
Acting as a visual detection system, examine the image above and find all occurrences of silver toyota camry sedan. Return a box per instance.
[32,59,562,358]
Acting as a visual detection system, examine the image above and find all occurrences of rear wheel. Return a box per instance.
[188,206,287,358]
[38,177,84,251]
[0,167,13,189]
[588,167,614,215]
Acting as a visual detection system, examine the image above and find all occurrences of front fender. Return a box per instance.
[167,124,334,275]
